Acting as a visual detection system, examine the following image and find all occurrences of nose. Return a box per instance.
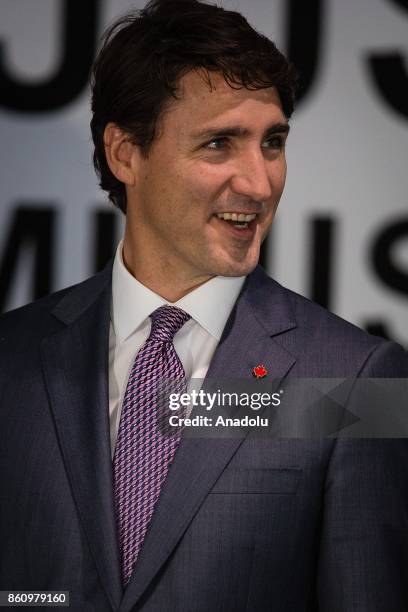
[229,149,274,203]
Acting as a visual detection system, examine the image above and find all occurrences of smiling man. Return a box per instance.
[1,0,408,611]
[105,71,289,299]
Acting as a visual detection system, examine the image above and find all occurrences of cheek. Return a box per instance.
[179,172,223,216]
[270,162,287,200]
[279,160,287,188]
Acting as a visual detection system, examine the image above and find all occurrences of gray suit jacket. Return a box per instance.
[0,263,407,611]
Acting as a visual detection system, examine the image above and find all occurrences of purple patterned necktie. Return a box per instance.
[113,305,190,587]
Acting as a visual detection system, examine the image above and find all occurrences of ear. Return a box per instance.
[103,123,139,186]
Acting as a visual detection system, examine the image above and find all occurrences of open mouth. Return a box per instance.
[215,212,257,230]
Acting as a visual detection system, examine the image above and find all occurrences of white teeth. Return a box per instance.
[216,213,256,222]
[234,223,248,229]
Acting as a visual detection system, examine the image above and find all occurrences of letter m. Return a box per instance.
[0,205,55,313]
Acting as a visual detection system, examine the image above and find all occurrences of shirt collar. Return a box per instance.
[111,240,246,343]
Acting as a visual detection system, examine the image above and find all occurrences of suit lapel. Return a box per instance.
[40,264,122,611]
[120,266,297,612]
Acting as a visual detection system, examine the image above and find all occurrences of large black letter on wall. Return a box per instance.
[371,217,408,298]
[309,216,336,309]
[0,0,100,113]
[366,0,408,119]
[286,0,325,104]
[93,210,119,273]
[0,206,55,313]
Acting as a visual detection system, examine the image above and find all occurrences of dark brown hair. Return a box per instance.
[90,0,298,213]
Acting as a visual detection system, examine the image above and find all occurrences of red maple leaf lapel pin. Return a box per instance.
[252,364,268,379]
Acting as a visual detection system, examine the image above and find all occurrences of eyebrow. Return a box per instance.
[190,122,290,142]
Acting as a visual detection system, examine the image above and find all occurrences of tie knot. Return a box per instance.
[149,305,190,342]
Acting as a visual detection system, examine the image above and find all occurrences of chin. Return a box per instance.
[213,257,259,278]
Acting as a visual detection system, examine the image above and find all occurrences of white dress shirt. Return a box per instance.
[109,240,246,457]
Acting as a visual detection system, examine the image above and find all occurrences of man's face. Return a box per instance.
[126,70,289,285]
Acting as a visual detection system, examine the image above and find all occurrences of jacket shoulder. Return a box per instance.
[285,284,378,345]
[250,267,407,376]
[0,264,112,342]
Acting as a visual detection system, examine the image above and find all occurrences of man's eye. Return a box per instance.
[262,136,284,150]
[205,137,228,150]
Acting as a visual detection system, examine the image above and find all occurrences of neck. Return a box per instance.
[122,234,212,303]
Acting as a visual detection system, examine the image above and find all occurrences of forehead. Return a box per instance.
[161,70,286,136]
